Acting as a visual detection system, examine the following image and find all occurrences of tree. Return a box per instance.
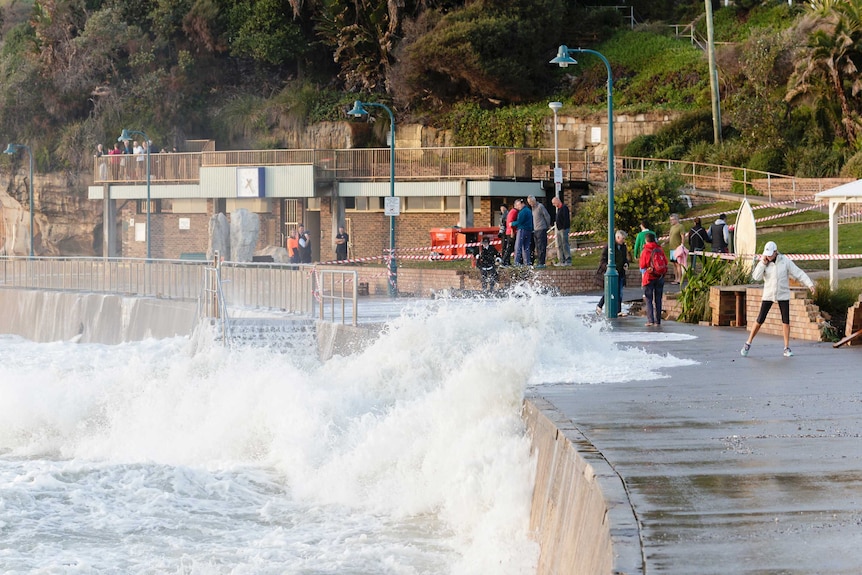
[786,0,862,147]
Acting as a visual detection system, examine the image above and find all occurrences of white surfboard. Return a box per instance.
[734,198,757,271]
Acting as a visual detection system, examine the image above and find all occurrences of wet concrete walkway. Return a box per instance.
[530,317,862,574]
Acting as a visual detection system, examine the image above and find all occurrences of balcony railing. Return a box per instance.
[93,152,202,184]
[94,147,593,185]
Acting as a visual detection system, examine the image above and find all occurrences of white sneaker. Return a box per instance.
[783,347,793,357]
[741,342,751,357]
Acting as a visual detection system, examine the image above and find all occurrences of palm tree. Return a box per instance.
[787,0,862,146]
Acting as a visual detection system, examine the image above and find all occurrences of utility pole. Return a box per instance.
[705,0,722,144]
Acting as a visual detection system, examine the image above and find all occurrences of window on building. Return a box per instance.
[307,197,321,211]
[404,196,464,212]
[136,199,162,214]
[345,197,383,211]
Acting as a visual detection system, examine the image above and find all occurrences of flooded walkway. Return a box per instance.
[531,317,862,574]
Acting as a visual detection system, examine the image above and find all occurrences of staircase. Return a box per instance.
[220,317,317,352]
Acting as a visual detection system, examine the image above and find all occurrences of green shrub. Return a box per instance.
[812,280,859,341]
[677,257,753,323]
[840,150,862,178]
[747,147,785,174]
[624,134,657,158]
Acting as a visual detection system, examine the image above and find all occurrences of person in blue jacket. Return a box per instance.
[511,198,533,266]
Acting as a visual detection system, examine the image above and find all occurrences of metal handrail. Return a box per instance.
[0,257,317,318]
[314,269,359,326]
[615,156,844,203]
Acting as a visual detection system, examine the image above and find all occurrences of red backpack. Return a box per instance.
[649,246,668,279]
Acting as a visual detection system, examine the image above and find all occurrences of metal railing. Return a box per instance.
[616,156,844,203]
[314,269,359,326]
[0,257,318,318]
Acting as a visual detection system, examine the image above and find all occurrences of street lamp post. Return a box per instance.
[548,101,562,199]
[347,100,398,297]
[118,129,151,260]
[550,45,619,319]
[4,144,34,259]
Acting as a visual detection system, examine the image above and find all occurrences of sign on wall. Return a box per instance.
[384,196,401,216]
[236,167,266,198]
[178,218,191,230]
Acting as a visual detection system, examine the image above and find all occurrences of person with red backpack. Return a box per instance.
[639,232,667,326]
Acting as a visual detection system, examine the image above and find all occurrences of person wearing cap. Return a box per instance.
[741,241,815,358]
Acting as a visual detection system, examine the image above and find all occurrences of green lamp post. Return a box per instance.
[347,100,398,297]
[118,129,151,260]
[550,46,619,318]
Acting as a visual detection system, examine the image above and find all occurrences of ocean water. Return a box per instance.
[0,292,695,574]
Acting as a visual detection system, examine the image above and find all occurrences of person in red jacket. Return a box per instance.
[638,232,667,327]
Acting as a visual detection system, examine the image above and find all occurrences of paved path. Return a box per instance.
[529,317,862,574]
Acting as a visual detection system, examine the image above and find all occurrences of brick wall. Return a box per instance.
[750,177,852,200]
[318,265,637,298]
[743,286,824,341]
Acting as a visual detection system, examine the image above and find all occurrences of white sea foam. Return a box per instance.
[0,292,695,573]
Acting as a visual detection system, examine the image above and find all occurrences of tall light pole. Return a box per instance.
[348,100,398,297]
[4,143,34,259]
[118,129,151,260]
[550,45,619,318]
[548,101,562,199]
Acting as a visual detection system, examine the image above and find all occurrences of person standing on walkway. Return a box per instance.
[512,199,533,266]
[528,195,551,268]
[687,217,708,271]
[596,230,629,315]
[335,225,349,261]
[708,213,730,253]
[741,241,815,358]
[667,213,686,283]
[639,232,666,327]
[552,196,571,265]
[633,221,654,274]
[502,203,518,266]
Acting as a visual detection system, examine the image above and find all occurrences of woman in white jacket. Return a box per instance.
[741,241,815,357]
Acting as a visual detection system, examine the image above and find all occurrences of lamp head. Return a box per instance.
[550,45,577,68]
[347,100,368,117]
[548,101,563,112]
[3,144,19,155]
[118,129,133,142]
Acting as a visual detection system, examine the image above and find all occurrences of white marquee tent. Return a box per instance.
[815,179,862,289]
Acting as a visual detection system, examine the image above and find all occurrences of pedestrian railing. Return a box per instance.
[313,268,359,326]
[0,256,323,319]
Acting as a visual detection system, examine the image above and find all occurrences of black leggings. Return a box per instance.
[756,300,790,325]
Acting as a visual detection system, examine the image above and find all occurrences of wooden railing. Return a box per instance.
[94,147,594,184]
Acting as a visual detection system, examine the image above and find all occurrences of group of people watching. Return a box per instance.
[498,195,571,270]
[286,224,313,264]
[95,141,178,180]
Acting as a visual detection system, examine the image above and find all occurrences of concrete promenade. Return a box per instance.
[531,317,862,574]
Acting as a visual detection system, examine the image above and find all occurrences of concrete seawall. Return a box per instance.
[0,288,198,343]
[0,289,625,574]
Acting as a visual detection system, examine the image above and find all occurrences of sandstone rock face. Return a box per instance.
[1,172,99,256]
[207,212,230,261]
[229,208,259,262]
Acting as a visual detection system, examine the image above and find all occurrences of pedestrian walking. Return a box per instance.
[741,241,815,358]
[552,196,571,265]
[639,232,667,327]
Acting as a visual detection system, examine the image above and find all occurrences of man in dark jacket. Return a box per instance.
[512,199,533,266]
[552,196,571,265]
[687,216,708,271]
[596,230,629,314]
[475,236,500,292]
[708,214,729,253]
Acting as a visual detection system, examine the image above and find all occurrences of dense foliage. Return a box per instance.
[4,0,862,179]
